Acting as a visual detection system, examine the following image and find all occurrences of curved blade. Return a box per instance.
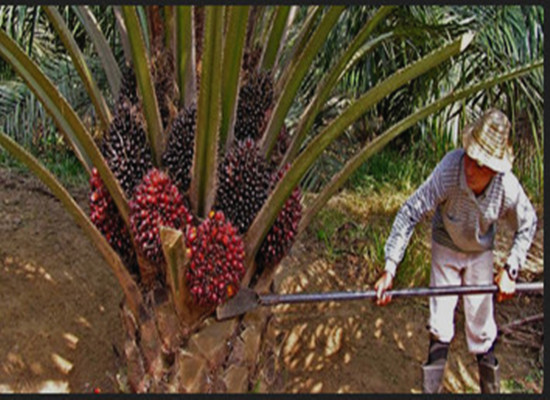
[216,287,260,320]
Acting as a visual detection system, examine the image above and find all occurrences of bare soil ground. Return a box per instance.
[0,168,544,393]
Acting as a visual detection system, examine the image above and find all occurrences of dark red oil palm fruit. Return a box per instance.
[185,210,246,306]
[234,70,274,142]
[129,168,193,266]
[118,64,139,106]
[100,100,153,198]
[256,164,302,271]
[215,138,272,234]
[161,106,196,194]
[89,168,136,271]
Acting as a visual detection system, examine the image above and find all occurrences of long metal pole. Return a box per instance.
[259,282,544,306]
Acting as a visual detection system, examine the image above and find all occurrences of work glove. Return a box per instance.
[374,270,394,306]
[494,264,516,302]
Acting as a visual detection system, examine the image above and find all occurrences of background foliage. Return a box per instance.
[0,5,543,196]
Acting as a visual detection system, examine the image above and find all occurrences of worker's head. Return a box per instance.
[463,152,497,194]
[462,108,514,174]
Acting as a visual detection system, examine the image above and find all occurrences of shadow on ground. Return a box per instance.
[0,168,544,393]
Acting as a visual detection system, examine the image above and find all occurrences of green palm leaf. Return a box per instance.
[244,32,475,274]
[189,6,223,218]
[260,6,345,159]
[260,5,290,71]
[0,27,130,224]
[44,6,112,133]
[176,6,195,108]
[299,59,543,232]
[220,5,249,148]
[283,6,396,165]
[121,5,163,166]
[72,5,122,99]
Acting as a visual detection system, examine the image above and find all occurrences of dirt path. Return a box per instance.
[0,168,544,393]
[0,169,123,393]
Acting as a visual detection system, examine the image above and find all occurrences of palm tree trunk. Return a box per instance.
[116,283,277,393]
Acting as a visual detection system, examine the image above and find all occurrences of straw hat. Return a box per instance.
[462,108,514,173]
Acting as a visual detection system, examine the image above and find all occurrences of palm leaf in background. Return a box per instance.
[293,6,543,201]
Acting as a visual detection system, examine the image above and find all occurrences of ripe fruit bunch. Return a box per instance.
[256,164,302,270]
[161,106,197,194]
[234,71,274,141]
[215,138,272,234]
[100,101,153,197]
[129,168,193,265]
[186,210,245,306]
[89,168,135,267]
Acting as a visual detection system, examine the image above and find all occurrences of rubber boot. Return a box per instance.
[422,360,446,393]
[478,358,500,393]
[422,336,449,393]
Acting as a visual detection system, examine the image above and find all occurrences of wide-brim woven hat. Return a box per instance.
[462,108,514,173]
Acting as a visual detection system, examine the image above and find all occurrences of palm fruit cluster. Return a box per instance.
[186,210,245,306]
[234,70,274,141]
[87,42,303,294]
[100,101,153,197]
[118,64,139,106]
[89,168,136,269]
[256,164,302,271]
[215,138,272,234]
[129,168,193,265]
[161,106,197,194]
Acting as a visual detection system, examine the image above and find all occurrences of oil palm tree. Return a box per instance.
[0,5,542,393]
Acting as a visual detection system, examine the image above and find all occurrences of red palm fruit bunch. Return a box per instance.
[256,164,302,271]
[129,168,193,265]
[215,138,272,234]
[185,210,245,306]
[89,168,136,270]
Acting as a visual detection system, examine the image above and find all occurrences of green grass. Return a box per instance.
[0,146,88,188]
[349,139,542,207]
[349,143,439,195]
[308,188,432,288]
[502,368,543,393]
[515,165,543,205]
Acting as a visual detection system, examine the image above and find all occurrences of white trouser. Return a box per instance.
[428,241,497,354]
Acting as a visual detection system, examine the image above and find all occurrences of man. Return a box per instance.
[374,109,538,393]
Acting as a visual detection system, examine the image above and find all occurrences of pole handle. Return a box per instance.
[260,282,543,305]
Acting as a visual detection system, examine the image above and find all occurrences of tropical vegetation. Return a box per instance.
[0,5,543,393]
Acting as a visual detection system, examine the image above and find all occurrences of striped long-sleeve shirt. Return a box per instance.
[384,148,537,277]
